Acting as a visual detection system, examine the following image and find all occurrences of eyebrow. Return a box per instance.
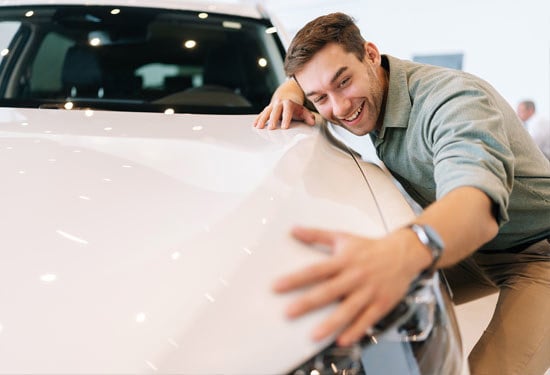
[304,66,348,98]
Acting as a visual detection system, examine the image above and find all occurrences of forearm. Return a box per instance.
[275,78,305,104]
[394,186,499,276]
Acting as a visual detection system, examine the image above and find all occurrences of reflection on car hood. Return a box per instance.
[0,108,415,373]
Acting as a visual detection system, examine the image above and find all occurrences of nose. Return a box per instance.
[331,94,352,119]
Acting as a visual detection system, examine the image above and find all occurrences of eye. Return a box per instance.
[313,94,327,104]
[339,77,350,88]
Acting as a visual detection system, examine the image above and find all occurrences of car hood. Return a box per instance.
[0,108,414,373]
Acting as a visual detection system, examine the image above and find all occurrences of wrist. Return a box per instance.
[284,79,305,104]
[408,224,445,276]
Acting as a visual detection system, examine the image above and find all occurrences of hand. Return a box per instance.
[254,79,316,130]
[273,226,419,346]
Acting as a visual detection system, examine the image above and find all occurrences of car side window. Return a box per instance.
[0,21,20,61]
[0,21,22,96]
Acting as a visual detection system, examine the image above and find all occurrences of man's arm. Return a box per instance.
[273,186,499,346]
[254,79,316,129]
[406,186,498,268]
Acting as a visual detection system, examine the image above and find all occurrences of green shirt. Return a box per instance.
[371,55,550,250]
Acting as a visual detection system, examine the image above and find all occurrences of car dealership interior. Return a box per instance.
[0,0,548,373]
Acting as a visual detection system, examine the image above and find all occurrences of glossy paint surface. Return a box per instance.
[0,107,415,373]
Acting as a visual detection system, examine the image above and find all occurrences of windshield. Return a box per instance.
[0,5,286,114]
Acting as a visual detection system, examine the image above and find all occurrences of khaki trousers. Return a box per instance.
[443,238,550,375]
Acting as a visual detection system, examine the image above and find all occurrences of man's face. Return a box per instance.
[294,42,388,136]
[516,103,533,122]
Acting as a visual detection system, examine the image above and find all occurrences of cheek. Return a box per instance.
[342,84,366,103]
[316,104,333,118]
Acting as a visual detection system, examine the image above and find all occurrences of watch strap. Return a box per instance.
[409,224,444,276]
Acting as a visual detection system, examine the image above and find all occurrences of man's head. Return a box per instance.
[284,13,389,136]
[517,100,536,122]
[284,13,366,77]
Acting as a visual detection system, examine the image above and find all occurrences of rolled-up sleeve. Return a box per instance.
[430,87,515,225]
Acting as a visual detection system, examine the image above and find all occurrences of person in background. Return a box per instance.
[517,100,550,160]
[254,12,550,375]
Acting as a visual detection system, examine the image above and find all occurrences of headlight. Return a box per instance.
[287,273,464,375]
[372,275,436,343]
[288,340,367,375]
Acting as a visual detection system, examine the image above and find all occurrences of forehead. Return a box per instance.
[295,43,359,90]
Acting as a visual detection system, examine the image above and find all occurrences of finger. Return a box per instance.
[312,286,373,341]
[285,265,361,318]
[337,301,385,346]
[272,258,339,293]
[291,226,341,248]
[302,108,316,126]
[281,102,294,129]
[254,107,270,129]
[268,103,283,130]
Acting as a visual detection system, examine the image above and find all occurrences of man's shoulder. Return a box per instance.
[386,54,482,91]
[386,54,457,74]
[386,54,488,104]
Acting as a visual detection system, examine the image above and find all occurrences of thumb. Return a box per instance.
[300,108,316,126]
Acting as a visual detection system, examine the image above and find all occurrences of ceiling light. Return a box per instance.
[184,40,197,49]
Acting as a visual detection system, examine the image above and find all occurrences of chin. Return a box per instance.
[343,124,371,137]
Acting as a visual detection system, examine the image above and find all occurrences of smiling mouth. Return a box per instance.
[343,101,364,122]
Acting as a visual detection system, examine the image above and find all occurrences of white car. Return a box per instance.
[0,1,464,373]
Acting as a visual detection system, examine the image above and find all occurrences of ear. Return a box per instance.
[364,42,381,65]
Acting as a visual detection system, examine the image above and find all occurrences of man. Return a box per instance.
[517,100,550,160]
[254,13,550,375]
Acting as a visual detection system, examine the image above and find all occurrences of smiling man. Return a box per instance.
[254,12,550,375]
[295,42,386,135]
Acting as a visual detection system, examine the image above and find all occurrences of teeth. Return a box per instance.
[345,103,363,122]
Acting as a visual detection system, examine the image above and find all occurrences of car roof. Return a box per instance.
[0,0,264,19]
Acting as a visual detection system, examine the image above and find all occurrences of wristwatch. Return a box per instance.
[409,224,445,275]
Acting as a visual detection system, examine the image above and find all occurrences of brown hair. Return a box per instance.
[284,13,367,77]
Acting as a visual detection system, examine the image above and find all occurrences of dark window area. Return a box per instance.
[0,6,286,114]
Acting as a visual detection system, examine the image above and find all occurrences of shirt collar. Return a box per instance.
[375,55,412,140]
